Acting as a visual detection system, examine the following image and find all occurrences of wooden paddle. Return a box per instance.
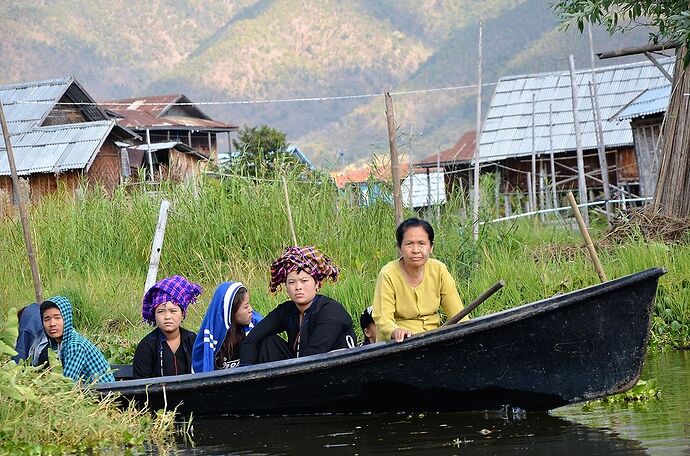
[443,280,505,326]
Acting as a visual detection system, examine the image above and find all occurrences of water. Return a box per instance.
[155,351,689,455]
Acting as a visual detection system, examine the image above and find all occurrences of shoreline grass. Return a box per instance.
[0,173,688,361]
[0,309,178,454]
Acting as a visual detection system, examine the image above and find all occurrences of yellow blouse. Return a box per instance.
[372,258,464,342]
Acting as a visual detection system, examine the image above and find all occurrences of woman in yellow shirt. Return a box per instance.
[372,218,464,342]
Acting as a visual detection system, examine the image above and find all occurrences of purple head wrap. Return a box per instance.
[142,275,202,324]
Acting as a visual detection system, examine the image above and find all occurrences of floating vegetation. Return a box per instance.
[582,379,661,411]
[0,309,179,454]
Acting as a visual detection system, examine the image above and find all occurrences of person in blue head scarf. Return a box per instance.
[192,282,263,372]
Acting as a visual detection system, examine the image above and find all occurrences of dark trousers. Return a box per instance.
[258,335,295,363]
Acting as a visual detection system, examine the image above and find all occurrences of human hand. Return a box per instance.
[391,328,413,343]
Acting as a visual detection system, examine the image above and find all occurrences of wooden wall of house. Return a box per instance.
[145,129,218,162]
[502,150,619,196]
[615,147,640,183]
[169,150,205,182]
[0,172,81,203]
[87,141,122,193]
[631,115,664,197]
[42,94,89,126]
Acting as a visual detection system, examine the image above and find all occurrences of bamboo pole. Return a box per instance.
[472,18,483,241]
[281,175,298,246]
[444,280,504,326]
[531,93,537,212]
[436,148,441,222]
[568,54,589,226]
[548,104,558,209]
[588,25,612,225]
[527,172,533,216]
[146,129,155,182]
[566,191,607,282]
[144,199,171,293]
[385,92,403,226]
[0,100,43,303]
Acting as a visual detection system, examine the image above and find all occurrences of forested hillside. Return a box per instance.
[0,0,650,166]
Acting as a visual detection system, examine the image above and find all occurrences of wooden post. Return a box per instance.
[588,82,613,224]
[282,175,298,246]
[426,168,432,207]
[503,194,511,217]
[408,167,414,210]
[566,191,607,282]
[531,93,537,212]
[436,148,441,221]
[472,18,483,241]
[0,101,43,304]
[549,104,558,209]
[146,129,155,182]
[568,54,589,226]
[539,161,547,220]
[144,199,171,293]
[526,172,534,216]
[384,92,403,226]
[408,125,415,211]
[208,132,214,163]
[588,24,612,225]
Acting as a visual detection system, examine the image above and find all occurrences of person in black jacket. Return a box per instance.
[133,275,202,378]
[240,246,356,365]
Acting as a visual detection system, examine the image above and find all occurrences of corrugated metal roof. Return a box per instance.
[0,77,72,135]
[130,141,193,152]
[416,131,476,167]
[0,120,116,176]
[615,85,671,120]
[101,94,238,131]
[129,140,208,160]
[401,170,446,208]
[479,58,674,162]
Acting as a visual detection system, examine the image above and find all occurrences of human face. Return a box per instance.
[398,226,433,268]
[364,322,377,344]
[234,292,254,326]
[42,307,64,342]
[154,302,183,334]
[285,270,318,308]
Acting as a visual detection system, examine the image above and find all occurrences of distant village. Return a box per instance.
[0,55,671,217]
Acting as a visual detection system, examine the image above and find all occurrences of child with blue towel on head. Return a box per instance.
[192,282,263,372]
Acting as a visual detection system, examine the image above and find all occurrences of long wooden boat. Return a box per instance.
[96,268,664,417]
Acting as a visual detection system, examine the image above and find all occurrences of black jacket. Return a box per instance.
[239,294,356,365]
[132,327,196,379]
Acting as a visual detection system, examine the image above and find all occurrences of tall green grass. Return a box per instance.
[0,172,688,356]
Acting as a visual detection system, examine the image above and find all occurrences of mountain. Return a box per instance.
[0,0,653,167]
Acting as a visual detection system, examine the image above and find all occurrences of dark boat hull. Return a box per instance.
[96,268,664,416]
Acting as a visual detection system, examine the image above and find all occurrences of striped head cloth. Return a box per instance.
[269,246,339,293]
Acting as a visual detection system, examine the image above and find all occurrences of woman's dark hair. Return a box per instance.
[215,287,248,368]
[396,218,434,248]
[39,300,59,317]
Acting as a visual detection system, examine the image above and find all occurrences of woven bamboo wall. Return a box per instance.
[87,142,122,193]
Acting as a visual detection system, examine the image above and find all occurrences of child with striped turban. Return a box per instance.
[133,275,201,378]
[239,246,356,364]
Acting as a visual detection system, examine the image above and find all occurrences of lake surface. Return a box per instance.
[153,351,689,455]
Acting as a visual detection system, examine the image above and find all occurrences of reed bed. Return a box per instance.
[0,172,688,355]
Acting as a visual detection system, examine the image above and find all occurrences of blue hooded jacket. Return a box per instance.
[45,296,114,384]
[192,282,262,373]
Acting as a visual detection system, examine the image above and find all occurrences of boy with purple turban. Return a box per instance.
[133,275,202,378]
[239,246,356,364]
